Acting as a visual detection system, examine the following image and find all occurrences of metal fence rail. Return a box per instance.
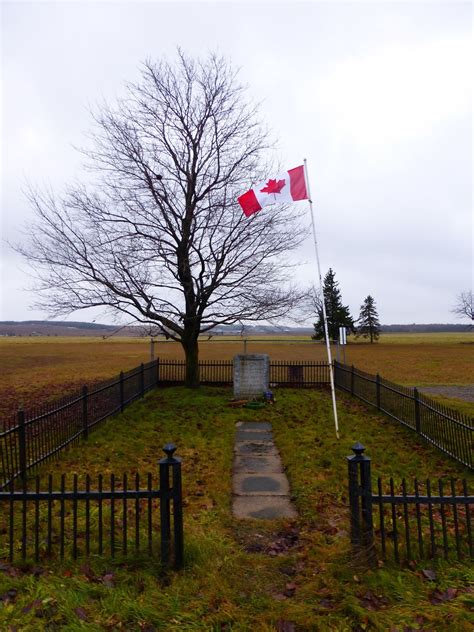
[157,359,234,384]
[1,361,159,490]
[347,443,473,564]
[0,445,183,569]
[1,358,331,490]
[335,361,473,470]
[156,359,331,386]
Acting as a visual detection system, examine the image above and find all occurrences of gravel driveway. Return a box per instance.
[418,385,474,403]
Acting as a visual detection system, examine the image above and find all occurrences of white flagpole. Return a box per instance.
[303,158,340,438]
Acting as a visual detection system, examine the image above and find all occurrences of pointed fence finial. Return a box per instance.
[163,443,177,460]
[351,442,365,457]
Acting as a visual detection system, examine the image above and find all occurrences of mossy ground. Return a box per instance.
[0,386,473,630]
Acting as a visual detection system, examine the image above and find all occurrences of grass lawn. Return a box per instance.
[1,386,473,631]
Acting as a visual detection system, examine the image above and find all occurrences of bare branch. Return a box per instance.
[16,51,307,385]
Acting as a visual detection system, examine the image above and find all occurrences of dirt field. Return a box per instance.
[0,333,472,421]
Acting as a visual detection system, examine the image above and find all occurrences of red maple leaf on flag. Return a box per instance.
[260,178,286,195]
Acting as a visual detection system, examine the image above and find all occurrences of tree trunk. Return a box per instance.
[182,336,200,388]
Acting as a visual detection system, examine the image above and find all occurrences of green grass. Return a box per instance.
[1,387,473,630]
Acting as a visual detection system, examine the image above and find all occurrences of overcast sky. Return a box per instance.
[1,0,472,325]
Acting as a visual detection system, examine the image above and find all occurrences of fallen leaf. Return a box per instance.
[284,582,296,597]
[0,589,18,604]
[80,563,96,581]
[358,590,389,611]
[276,621,296,632]
[421,569,436,581]
[22,599,42,614]
[429,588,458,605]
[75,607,88,621]
[102,573,115,588]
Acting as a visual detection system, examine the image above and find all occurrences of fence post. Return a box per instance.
[351,365,355,395]
[17,408,27,485]
[347,442,375,566]
[82,385,89,440]
[140,363,145,397]
[159,443,184,569]
[156,357,160,386]
[414,387,420,433]
[119,371,124,413]
[376,374,381,410]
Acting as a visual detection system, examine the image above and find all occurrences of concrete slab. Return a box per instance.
[233,455,283,474]
[232,420,297,520]
[234,442,279,456]
[233,495,297,520]
[236,422,272,431]
[235,430,273,442]
[233,473,290,496]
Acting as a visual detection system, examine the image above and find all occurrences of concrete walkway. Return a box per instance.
[232,421,297,520]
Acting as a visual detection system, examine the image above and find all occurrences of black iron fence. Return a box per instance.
[347,443,473,564]
[157,359,233,384]
[1,360,159,490]
[1,358,330,490]
[334,361,473,470]
[0,444,183,569]
[156,359,331,386]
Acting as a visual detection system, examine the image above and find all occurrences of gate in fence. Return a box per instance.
[0,444,183,569]
[347,443,473,564]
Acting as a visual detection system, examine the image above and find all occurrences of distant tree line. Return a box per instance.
[379,323,470,333]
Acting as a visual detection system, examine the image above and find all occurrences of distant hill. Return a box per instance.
[0,320,470,337]
[0,321,141,337]
[379,324,470,333]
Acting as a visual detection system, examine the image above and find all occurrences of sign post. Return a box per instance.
[339,327,347,364]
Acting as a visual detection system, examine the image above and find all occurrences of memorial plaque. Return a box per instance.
[233,353,269,399]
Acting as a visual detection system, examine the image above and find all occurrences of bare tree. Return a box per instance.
[452,291,474,324]
[17,51,306,386]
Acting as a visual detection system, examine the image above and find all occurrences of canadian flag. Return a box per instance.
[238,165,308,217]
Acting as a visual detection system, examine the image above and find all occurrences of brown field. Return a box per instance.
[0,333,472,421]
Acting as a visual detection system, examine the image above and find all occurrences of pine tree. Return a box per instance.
[356,295,381,343]
[312,269,354,341]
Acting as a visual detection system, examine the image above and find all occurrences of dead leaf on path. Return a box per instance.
[421,568,436,581]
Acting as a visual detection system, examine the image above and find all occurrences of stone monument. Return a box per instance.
[233,354,269,399]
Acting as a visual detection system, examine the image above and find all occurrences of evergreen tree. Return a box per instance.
[356,295,381,343]
[312,269,354,341]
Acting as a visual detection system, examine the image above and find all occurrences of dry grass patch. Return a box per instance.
[1,333,472,420]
